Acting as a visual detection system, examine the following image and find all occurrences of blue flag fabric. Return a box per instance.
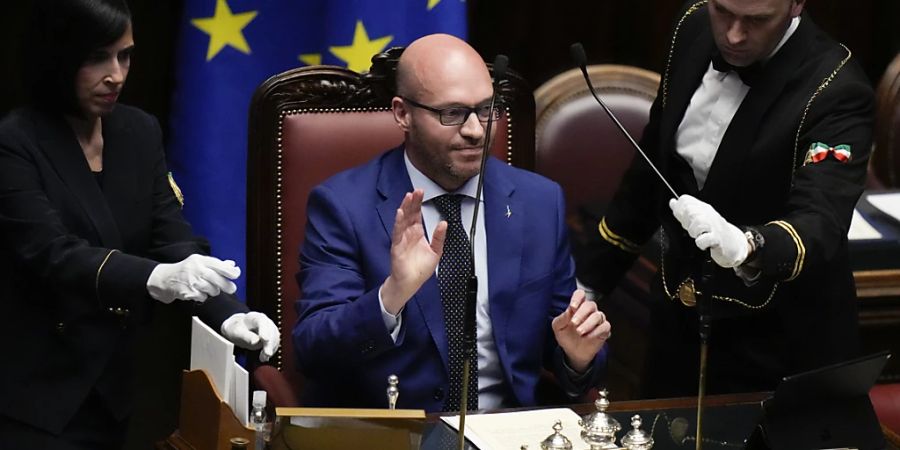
[168,0,467,298]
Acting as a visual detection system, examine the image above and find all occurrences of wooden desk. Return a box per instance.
[599,393,900,450]
[430,393,899,450]
[160,392,899,449]
[855,269,900,383]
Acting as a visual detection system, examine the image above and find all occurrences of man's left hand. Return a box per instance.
[221,312,281,362]
[669,195,750,268]
[552,289,611,373]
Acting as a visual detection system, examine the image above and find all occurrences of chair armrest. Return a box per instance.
[870,383,900,434]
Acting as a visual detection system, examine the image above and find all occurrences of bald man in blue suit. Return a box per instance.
[292,34,610,412]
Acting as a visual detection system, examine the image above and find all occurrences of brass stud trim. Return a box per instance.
[791,44,853,183]
[661,0,708,109]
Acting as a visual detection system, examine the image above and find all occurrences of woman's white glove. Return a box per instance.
[669,195,749,268]
[146,254,240,304]
[220,312,281,362]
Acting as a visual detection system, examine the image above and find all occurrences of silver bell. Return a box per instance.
[579,389,621,449]
[620,415,654,450]
[540,420,574,450]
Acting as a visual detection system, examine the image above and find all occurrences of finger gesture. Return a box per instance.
[552,289,611,373]
[381,189,447,313]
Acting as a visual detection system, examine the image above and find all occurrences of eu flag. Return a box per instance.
[168,0,467,298]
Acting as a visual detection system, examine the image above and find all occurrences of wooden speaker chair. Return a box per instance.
[535,64,660,217]
[534,64,660,399]
[245,48,535,407]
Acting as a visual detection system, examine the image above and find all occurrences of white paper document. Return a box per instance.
[848,209,883,240]
[232,361,249,426]
[190,316,235,409]
[441,408,583,450]
[867,192,900,224]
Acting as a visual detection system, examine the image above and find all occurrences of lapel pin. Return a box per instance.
[506,205,512,218]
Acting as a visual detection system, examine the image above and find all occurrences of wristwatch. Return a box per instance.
[743,227,765,264]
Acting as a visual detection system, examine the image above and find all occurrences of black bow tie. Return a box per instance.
[711,51,762,87]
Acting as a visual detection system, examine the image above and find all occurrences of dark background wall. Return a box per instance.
[3,1,899,121]
[1,0,897,447]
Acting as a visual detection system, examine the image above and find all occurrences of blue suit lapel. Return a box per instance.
[375,148,450,374]
[482,159,522,371]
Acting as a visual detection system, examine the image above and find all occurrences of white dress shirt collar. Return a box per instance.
[404,150,482,201]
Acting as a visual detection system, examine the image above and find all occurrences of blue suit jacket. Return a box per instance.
[292,147,605,411]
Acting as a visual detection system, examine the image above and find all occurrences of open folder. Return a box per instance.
[189,316,248,425]
[442,408,583,450]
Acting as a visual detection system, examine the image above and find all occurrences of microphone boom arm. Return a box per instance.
[570,43,679,200]
[458,54,509,450]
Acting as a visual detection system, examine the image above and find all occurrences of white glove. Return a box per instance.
[221,311,280,362]
[669,195,749,268]
[146,254,240,304]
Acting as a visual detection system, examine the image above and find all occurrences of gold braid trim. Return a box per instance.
[711,286,778,310]
[598,217,640,253]
[659,232,779,309]
[768,220,806,281]
[791,44,853,181]
[95,249,119,305]
[661,0,709,108]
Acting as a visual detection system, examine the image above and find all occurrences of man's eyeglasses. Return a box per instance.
[401,97,503,126]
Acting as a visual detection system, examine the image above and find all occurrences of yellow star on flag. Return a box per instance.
[298,53,322,66]
[427,0,442,10]
[191,0,258,61]
[329,21,393,72]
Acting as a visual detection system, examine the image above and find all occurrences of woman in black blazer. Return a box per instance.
[0,1,279,447]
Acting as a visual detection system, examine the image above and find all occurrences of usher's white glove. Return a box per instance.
[221,312,280,362]
[147,254,240,304]
[669,195,749,268]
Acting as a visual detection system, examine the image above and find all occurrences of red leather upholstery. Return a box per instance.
[536,65,660,215]
[245,52,535,407]
[871,383,900,434]
[871,52,900,188]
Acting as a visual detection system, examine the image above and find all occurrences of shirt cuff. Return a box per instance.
[561,354,595,396]
[734,265,762,286]
[378,284,403,342]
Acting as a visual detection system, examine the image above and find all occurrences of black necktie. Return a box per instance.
[711,50,762,87]
[433,194,478,412]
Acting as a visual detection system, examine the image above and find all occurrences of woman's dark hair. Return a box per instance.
[24,0,132,115]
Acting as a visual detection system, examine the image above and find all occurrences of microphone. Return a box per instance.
[457,53,509,450]
[466,53,507,344]
[469,53,508,246]
[466,53,507,349]
[568,42,679,199]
